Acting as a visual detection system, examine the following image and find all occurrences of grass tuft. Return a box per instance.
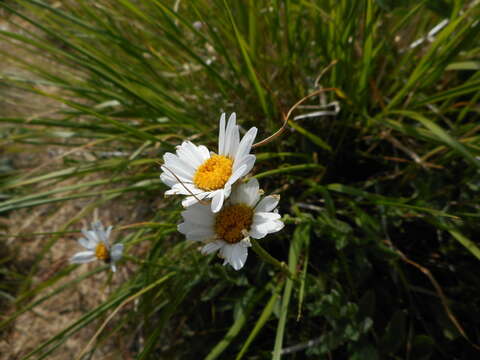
[1,0,480,358]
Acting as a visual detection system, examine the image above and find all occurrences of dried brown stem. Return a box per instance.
[158,162,210,206]
[252,88,340,149]
[390,241,480,351]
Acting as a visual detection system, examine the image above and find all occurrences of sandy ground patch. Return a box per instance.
[0,12,141,359]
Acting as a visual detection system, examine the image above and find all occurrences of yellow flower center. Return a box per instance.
[193,155,233,191]
[214,204,253,244]
[95,242,110,261]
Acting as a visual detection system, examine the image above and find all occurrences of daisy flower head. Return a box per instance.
[70,220,124,272]
[178,178,284,270]
[160,112,257,212]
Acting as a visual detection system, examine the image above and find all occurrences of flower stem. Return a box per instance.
[251,239,296,280]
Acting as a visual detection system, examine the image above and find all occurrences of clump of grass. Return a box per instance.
[1,0,480,359]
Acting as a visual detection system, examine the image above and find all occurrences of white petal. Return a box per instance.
[188,228,215,237]
[197,145,210,161]
[211,190,225,213]
[251,216,284,236]
[163,152,190,169]
[111,243,124,262]
[244,155,257,174]
[240,178,260,207]
[178,208,216,240]
[165,151,196,175]
[162,152,178,167]
[223,114,235,158]
[110,264,117,272]
[165,188,179,196]
[161,161,194,181]
[228,112,237,125]
[181,192,208,207]
[255,195,280,213]
[160,166,191,185]
[178,222,191,234]
[185,229,215,241]
[226,164,247,188]
[271,220,285,232]
[181,206,215,226]
[228,125,240,158]
[175,148,197,168]
[178,222,212,235]
[92,221,109,243]
[231,243,249,270]
[223,137,230,158]
[181,195,199,207]
[70,251,96,264]
[223,184,232,200]
[254,212,282,221]
[239,237,252,248]
[222,243,248,270]
[184,141,209,164]
[92,221,105,233]
[78,237,94,250]
[160,172,177,187]
[82,229,99,245]
[105,226,113,241]
[168,182,202,197]
[218,113,226,155]
[176,142,202,168]
[230,178,259,206]
[234,127,257,167]
[233,154,256,174]
[220,243,233,262]
[201,240,224,255]
[249,226,267,239]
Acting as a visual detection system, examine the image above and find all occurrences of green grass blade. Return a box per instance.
[390,110,480,168]
[205,288,265,360]
[235,283,282,360]
[272,223,310,359]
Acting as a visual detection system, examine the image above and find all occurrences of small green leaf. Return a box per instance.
[381,310,406,355]
[359,290,376,319]
[349,345,379,360]
[446,61,480,71]
[411,335,434,360]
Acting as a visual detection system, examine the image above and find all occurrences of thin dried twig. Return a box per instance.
[252,88,340,148]
[381,131,427,169]
[315,59,338,89]
[280,336,322,355]
[388,241,480,352]
[157,86,342,204]
[158,162,210,205]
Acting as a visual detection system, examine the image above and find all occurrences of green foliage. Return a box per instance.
[1,0,480,359]
[304,288,374,356]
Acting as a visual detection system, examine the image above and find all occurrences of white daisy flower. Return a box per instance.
[178,178,284,270]
[70,220,124,272]
[160,112,257,212]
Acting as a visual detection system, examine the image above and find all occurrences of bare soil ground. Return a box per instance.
[0,12,139,360]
